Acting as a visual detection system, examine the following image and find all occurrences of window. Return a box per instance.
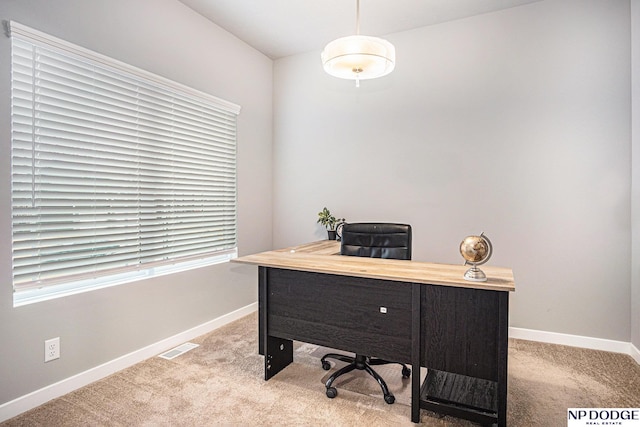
[10,22,241,305]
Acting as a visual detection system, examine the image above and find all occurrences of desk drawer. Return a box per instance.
[267,268,412,362]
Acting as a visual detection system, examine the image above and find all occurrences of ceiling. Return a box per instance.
[178,0,542,59]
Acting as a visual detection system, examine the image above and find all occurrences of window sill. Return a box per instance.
[13,250,237,307]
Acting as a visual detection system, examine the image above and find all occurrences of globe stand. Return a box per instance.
[463,263,487,282]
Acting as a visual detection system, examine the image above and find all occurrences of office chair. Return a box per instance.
[321,222,412,404]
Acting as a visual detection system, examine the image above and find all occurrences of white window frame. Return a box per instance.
[9,22,241,306]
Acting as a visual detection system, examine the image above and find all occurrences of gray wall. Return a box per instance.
[273,0,633,342]
[632,0,640,350]
[0,0,272,405]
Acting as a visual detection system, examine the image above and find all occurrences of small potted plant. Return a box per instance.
[317,207,344,240]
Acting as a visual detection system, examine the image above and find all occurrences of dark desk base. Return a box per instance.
[259,266,508,426]
[420,370,499,425]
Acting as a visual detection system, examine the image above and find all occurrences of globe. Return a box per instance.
[459,233,492,282]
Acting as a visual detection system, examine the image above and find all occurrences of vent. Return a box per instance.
[158,342,199,360]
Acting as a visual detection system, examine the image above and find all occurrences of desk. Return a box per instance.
[233,241,515,426]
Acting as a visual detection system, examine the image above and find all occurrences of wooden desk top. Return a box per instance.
[233,241,515,292]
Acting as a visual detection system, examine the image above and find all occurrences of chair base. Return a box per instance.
[320,353,411,404]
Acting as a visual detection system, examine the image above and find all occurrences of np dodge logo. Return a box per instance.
[568,409,640,426]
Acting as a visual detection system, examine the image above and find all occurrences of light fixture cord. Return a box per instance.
[356,0,360,35]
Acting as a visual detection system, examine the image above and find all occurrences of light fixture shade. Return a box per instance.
[321,35,395,81]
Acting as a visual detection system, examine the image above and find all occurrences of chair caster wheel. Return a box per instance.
[326,387,337,398]
[384,394,395,404]
[322,361,331,371]
[402,367,411,378]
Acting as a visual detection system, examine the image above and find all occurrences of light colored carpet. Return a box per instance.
[2,312,639,426]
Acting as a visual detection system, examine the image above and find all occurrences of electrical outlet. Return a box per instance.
[44,337,60,362]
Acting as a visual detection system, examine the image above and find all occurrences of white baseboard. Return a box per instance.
[0,302,258,423]
[2,310,637,423]
[630,343,640,365]
[509,327,640,364]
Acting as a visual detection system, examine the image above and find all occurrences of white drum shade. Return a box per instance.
[321,35,395,81]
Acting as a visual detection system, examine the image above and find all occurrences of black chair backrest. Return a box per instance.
[340,223,412,261]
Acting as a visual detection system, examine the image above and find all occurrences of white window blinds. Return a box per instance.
[10,22,241,295]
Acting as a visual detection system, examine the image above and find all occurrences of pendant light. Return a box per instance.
[321,0,395,87]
